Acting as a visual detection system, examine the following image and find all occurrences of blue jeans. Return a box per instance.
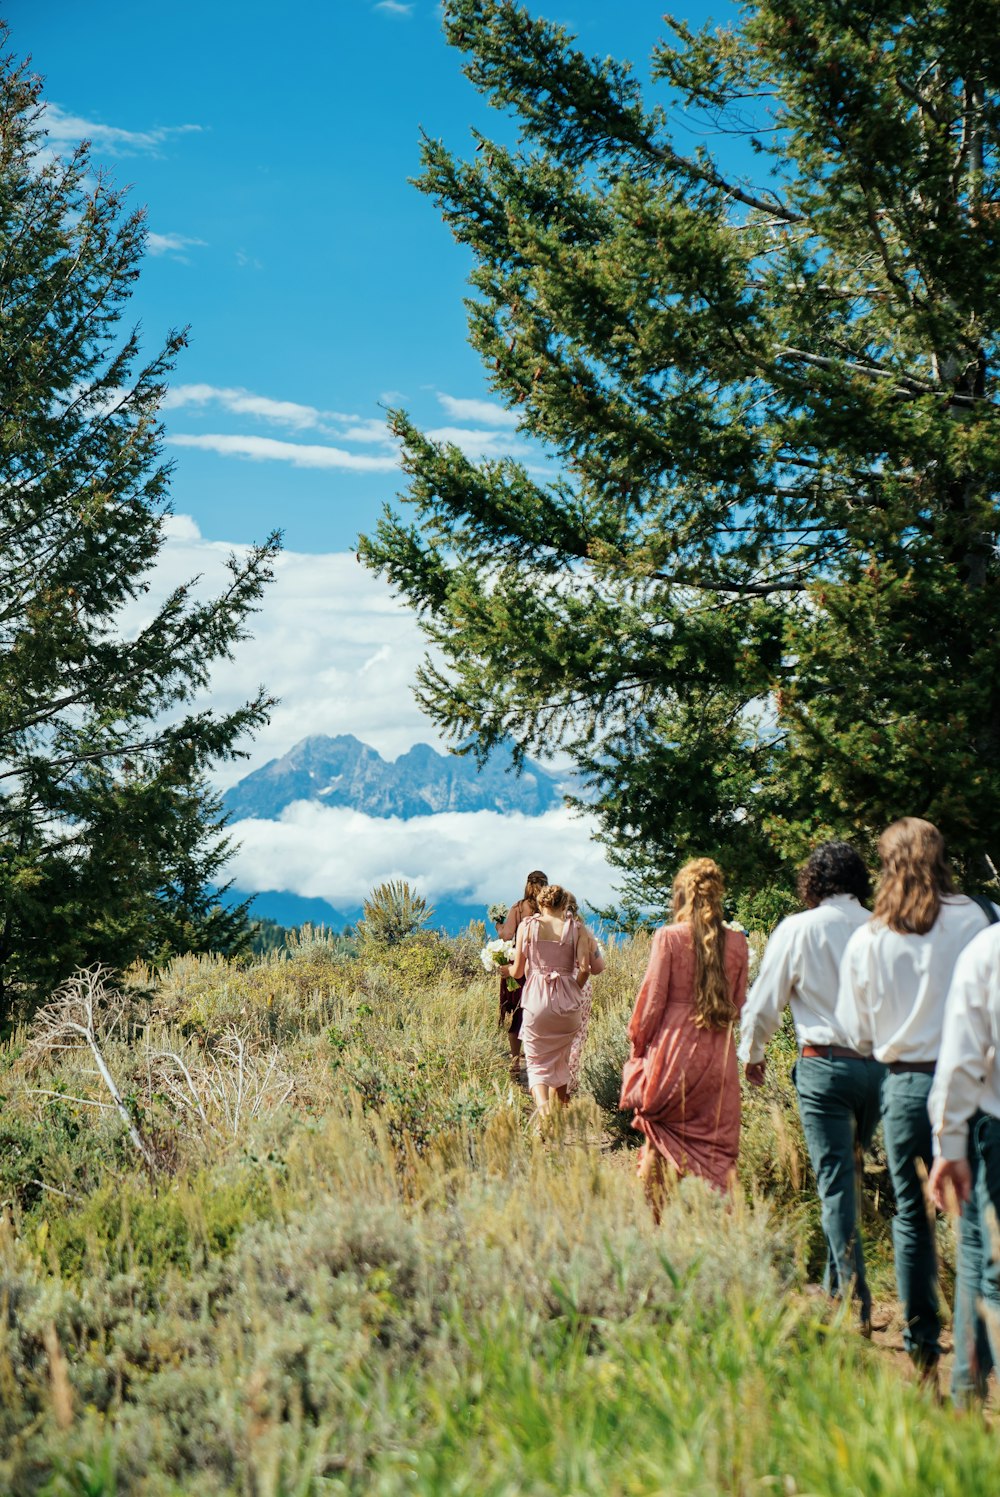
[794,1055,886,1319]
[951,1112,1000,1404]
[881,1069,941,1364]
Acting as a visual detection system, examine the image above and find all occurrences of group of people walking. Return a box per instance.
[740,818,1000,1404]
[495,871,604,1116]
[499,817,1000,1406]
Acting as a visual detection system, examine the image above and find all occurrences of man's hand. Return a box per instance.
[928,1155,972,1213]
[744,1060,767,1088]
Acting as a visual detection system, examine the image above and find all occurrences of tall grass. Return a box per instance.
[0,929,979,1494]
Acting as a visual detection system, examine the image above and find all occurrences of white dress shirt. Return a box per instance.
[738,894,871,1063]
[835,896,996,1064]
[929,923,1000,1160]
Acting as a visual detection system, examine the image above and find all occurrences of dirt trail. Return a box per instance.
[868,1300,946,1382]
[859,1301,996,1411]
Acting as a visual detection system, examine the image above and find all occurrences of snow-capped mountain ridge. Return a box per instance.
[223,734,565,822]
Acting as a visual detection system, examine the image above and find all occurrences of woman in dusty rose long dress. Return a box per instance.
[509,883,591,1117]
[621,858,748,1212]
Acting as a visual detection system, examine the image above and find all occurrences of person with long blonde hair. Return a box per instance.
[835,818,998,1379]
[620,858,749,1209]
[508,883,591,1116]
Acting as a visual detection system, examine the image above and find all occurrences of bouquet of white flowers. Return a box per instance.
[487,901,509,925]
[480,937,518,991]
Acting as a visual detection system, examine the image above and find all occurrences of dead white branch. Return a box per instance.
[148,1026,293,1143]
[26,1090,114,1110]
[27,965,157,1173]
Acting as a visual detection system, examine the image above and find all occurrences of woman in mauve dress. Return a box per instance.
[509,883,591,1117]
[496,869,547,1077]
[621,858,748,1215]
[565,891,606,1097]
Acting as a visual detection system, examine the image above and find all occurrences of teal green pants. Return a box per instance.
[793,1054,885,1320]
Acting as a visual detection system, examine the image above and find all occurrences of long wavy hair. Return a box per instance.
[522,869,548,914]
[672,858,736,1031]
[873,818,954,935]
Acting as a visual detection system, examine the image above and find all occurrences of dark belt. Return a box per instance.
[800,1044,867,1061]
[887,1060,936,1075]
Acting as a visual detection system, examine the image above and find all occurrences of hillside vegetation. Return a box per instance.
[0,927,988,1495]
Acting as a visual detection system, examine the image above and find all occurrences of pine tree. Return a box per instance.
[0,40,279,1017]
[360,0,1000,910]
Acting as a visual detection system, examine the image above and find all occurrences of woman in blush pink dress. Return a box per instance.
[621,858,748,1215]
[565,891,605,1097]
[509,883,590,1118]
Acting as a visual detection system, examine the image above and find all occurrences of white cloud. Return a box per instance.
[125,515,446,779]
[437,393,520,428]
[161,384,396,445]
[146,232,206,260]
[162,513,202,543]
[166,433,400,472]
[124,516,619,912]
[162,384,328,429]
[374,0,415,14]
[43,103,201,157]
[228,803,617,912]
[159,383,530,464]
[425,425,528,461]
[337,418,397,445]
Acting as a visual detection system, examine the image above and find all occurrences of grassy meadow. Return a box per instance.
[0,923,988,1495]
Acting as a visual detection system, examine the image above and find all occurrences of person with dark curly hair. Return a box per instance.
[739,840,882,1332]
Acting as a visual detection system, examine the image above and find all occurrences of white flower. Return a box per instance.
[487,901,509,925]
[480,938,515,973]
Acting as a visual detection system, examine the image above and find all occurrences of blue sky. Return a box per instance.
[15,0,736,552]
[11,1,741,918]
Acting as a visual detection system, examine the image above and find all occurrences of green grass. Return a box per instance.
[0,929,981,1494]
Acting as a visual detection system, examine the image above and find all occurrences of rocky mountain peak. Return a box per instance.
[223,735,565,822]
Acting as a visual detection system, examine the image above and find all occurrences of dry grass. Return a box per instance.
[0,929,978,1494]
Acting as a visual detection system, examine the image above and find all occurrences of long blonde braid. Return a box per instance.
[672,858,735,1031]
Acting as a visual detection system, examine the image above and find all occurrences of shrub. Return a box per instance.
[356,880,433,950]
[0,926,978,1494]
[0,1112,50,1209]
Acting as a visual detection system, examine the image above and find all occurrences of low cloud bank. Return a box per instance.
[227,802,619,914]
[127,517,619,909]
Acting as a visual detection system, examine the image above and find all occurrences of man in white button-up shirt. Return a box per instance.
[928,922,1000,1404]
[834,818,995,1375]
[739,842,880,1330]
